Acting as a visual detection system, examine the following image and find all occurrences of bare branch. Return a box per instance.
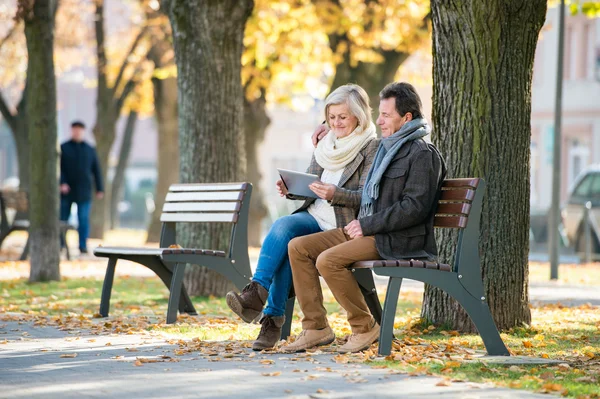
[113,25,150,94]
[95,0,108,92]
[0,89,18,133]
[0,21,20,51]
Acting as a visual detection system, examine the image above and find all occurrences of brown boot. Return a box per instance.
[252,315,285,351]
[226,281,268,323]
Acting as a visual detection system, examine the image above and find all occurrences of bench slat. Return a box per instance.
[165,191,244,202]
[161,248,226,257]
[442,178,480,189]
[169,183,248,192]
[440,189,475,202]
[436,203,471,216]
[160,212,239,223]
[162,202,241,212]
[352,259,451,272]
[94,247,166,256]
[434,215,468,228]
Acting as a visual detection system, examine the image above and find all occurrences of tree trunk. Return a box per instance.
[164,0,253,296]
[147,49,179,243]
[110,110,138,229]
[421,0,547,331]
[24,0,60,282]
[244,95,269,247]
[90,111,115,238]
[13,114,29,191]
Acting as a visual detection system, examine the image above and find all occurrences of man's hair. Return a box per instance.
[325,84,372,129]
[71,120,86,129]
[379,82,423,119]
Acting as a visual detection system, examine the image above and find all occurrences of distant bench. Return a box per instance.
[94,183,254,324]
[0,190,76,260]
[352,178,510,357]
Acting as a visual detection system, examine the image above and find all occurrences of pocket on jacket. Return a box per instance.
[398,224,426,237]
[383,167,407,179]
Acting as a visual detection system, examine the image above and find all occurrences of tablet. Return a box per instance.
[277,168,320,198]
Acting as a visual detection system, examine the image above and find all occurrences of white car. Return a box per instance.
[562,165,600,256]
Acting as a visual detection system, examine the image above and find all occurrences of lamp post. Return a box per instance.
[549,0,566,280]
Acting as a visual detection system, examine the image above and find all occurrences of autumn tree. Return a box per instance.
[145,16,178,243]
[18,0,60,281]
[421,0,547,331]
[162,0,254,296]
[0,0,90,191]
[314,0,430,110]
[90,0,151,238]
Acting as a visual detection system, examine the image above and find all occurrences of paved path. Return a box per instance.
[0,321,552,399]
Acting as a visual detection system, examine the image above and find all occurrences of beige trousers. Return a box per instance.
[288,228,381,334]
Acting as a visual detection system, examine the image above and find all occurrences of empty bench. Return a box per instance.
[0,190,76,260]
[352,178,510,356]
[94,183,254,324]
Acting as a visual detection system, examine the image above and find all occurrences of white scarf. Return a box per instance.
[313,122,377,171]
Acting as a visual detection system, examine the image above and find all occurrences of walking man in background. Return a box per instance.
[60,121,104,254]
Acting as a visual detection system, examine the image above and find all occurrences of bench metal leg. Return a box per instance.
[353,268,382,325]
[19,235,31,261]
[281,296,295,340]
[99,257,118,317]
[378,277,402,356]
[166,263,185,324]
[457,294,510,356]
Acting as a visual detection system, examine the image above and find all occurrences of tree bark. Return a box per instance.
[422,0,547,331]
[110,110,138,229]
[146,41,179,243]
[24,0,60,282]
[244,94,269,247]
[163,0,253,296]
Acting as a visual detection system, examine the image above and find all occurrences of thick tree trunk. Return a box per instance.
[110,110,137,229]
[146,48,179,243]
[244,95,269,247]
[24,0,60,282]
[421,0,547,332]
[164,0,254,296]
[13,117,29,190]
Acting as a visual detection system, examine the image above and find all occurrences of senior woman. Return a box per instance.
[226,84,378,351]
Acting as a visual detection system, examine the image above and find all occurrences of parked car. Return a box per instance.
[562,165,600,256]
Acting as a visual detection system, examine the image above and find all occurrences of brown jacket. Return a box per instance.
[359,139,445,260]
[288,138,379,228]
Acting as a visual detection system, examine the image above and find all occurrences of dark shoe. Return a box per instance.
[226,281,268,323]
[79,248,88,254]
[252,315,285,351]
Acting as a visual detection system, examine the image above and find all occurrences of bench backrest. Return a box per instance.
[433,178,485,282]
[0,191,28,232]
[159,183,252,258]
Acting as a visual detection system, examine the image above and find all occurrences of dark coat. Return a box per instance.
[60,140,104,203]
[359,139,445,260]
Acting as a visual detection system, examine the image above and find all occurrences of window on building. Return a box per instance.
[568,139,589,188]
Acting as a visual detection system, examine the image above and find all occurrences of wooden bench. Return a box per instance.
[94,183,254,324]
[0,190,76,260]
[352,178,510,356]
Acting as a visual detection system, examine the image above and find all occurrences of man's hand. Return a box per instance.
[311,124,329,147]
[344,219,364,239]
[60,184,70,194]
[276,179,288,197]
[96,192,104,200]
[309,181,336,201]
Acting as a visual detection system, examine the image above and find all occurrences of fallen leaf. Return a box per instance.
[134,360,143,366]
[60,353,77,358]
[261,372,281,377]
[436,380,451,387]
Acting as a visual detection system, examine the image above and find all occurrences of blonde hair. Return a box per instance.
[324,84,372,130]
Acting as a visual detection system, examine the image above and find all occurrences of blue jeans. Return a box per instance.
[253,211,322,317]
[60,198,91,251]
